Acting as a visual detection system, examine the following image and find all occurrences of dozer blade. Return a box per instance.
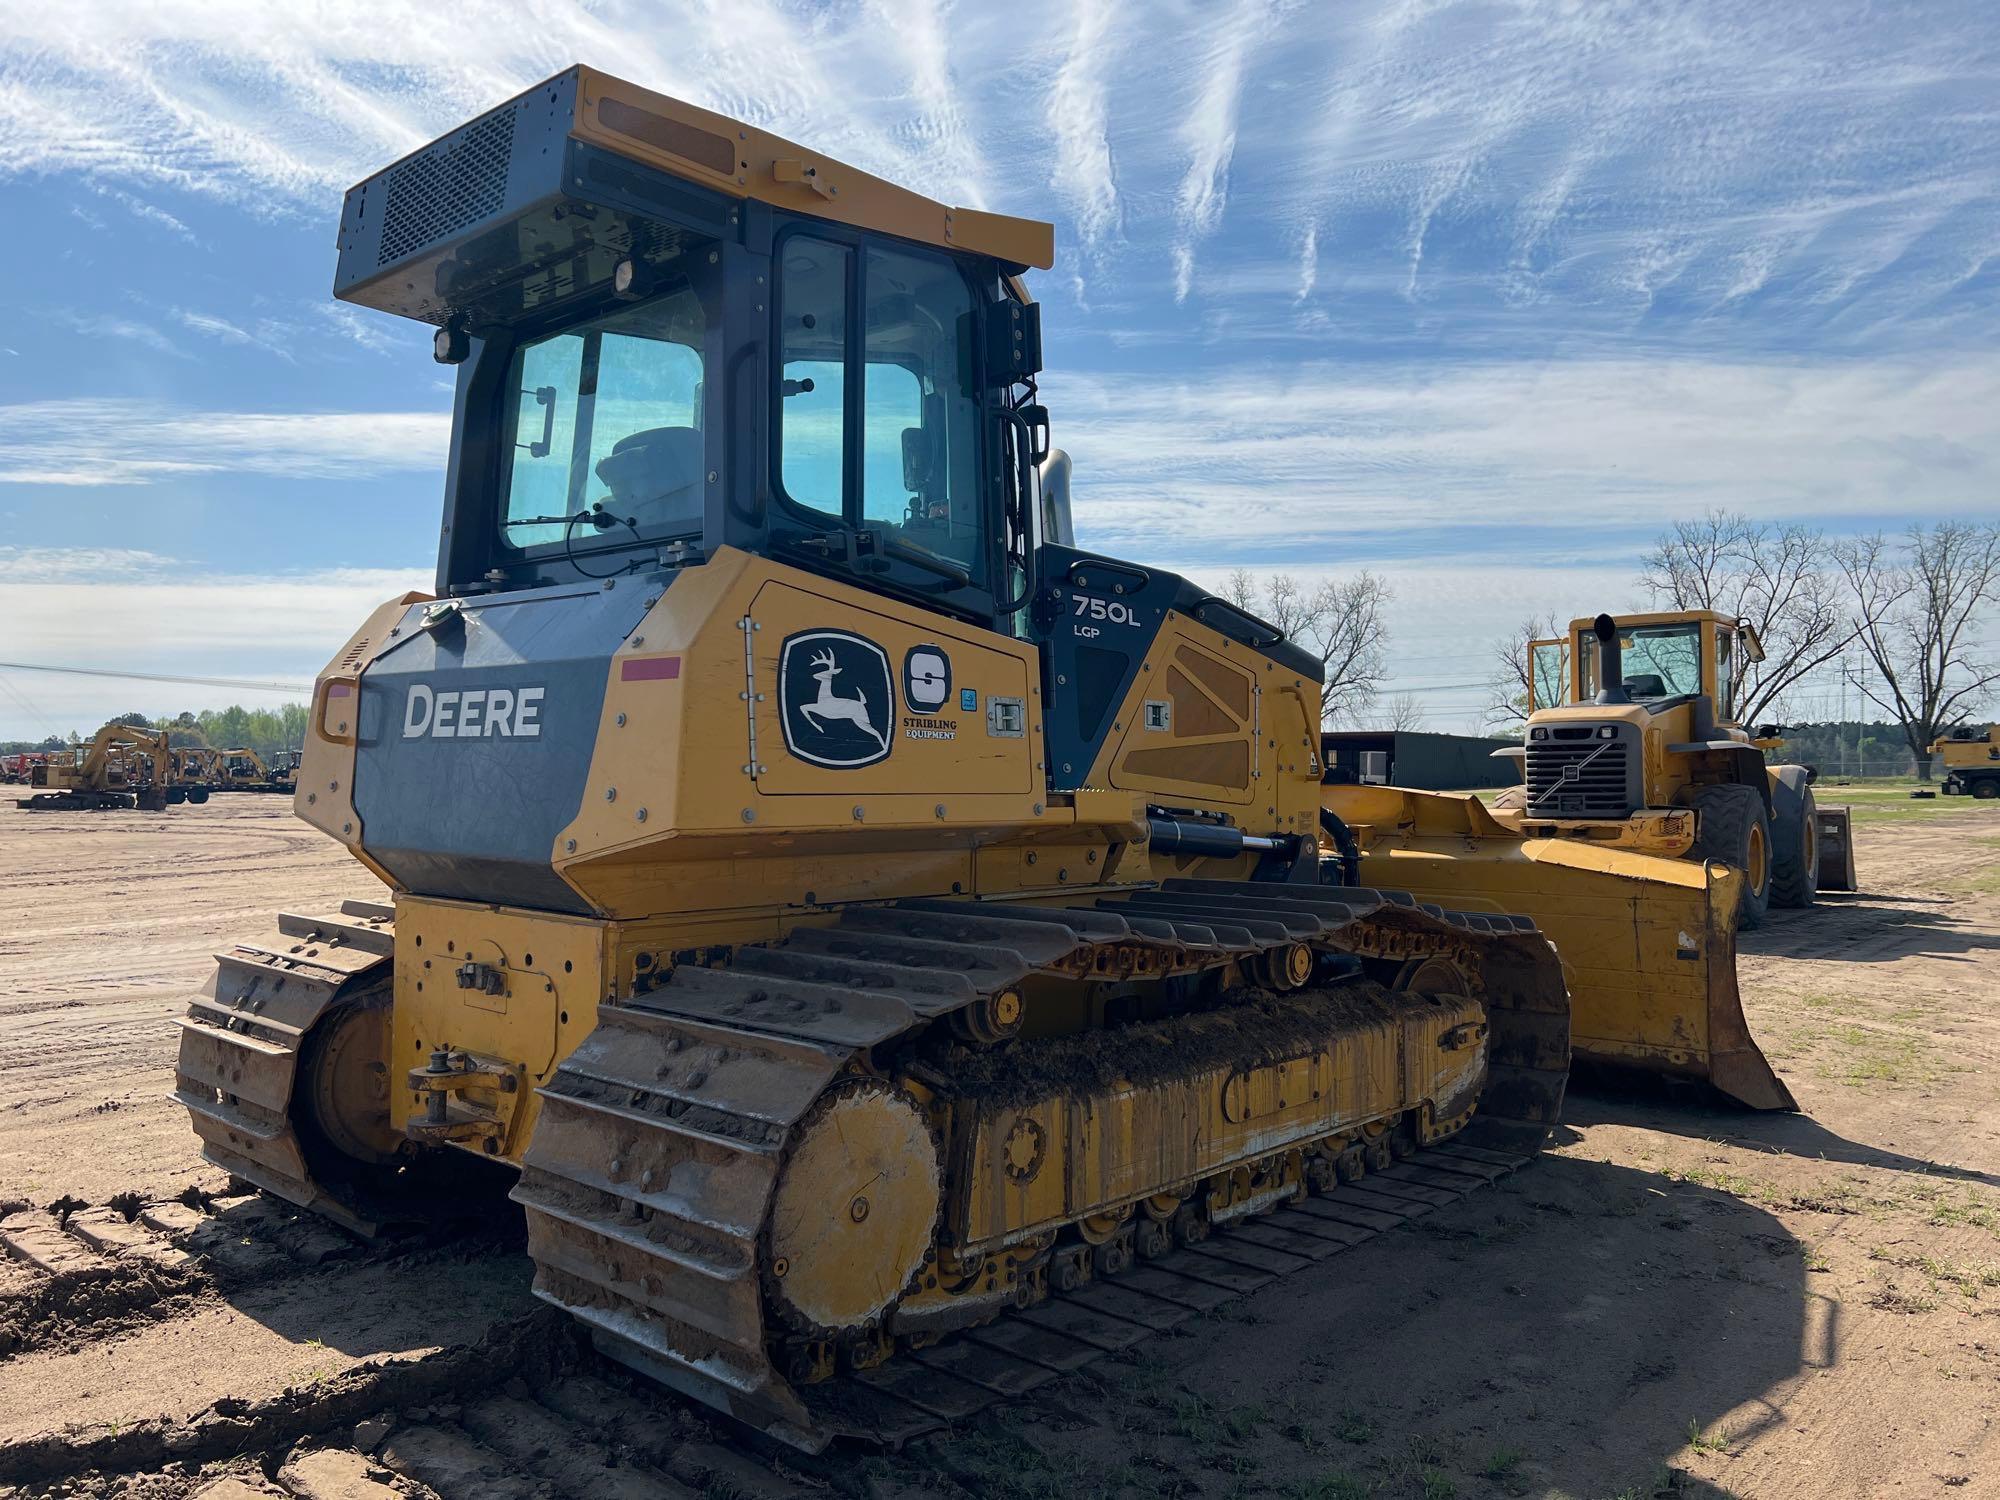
[1325,786,1796,1111]
[1816,804,1858,892]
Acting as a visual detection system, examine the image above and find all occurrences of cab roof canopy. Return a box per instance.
[334,64,1053,329]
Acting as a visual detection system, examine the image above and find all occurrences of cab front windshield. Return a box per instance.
[1581,621,1703,700]
[498,277,713,551]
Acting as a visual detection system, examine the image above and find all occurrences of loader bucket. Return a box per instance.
[1324,786,1796,1111]
[1815,804,1858,892]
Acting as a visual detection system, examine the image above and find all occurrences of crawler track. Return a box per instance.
[517,880,1568,1448]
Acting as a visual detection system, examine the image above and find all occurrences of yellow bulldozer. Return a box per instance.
[1489,611,1855,928]
[1932,724,2000,798]
[173,68,1756,1450]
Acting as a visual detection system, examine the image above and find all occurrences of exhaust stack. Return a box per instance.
[1592,614,1630,705]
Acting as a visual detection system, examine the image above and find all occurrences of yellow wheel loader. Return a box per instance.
[1933,725,2000,798]
[1319,610,1818,1111]
[1490,611,1851,929]
[168,67,1756,1451]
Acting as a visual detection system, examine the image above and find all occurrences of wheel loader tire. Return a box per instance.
[1491,786,1526,812]
[1693,784,1773,930]
[1769,774,1819,910]
[1975,777,2000,801]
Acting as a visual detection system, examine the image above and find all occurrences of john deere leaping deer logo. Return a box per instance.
[778,629,895,769]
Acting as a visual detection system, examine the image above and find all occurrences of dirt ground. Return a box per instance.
[1,790,1996,1499]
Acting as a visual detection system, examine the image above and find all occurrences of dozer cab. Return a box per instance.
[1489,611,1852,929]
[163,66,1753,1451]
[1933,725,2000,798]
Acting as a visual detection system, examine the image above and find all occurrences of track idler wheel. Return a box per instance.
[301,994,401,1165]
[765,1081,942,1335]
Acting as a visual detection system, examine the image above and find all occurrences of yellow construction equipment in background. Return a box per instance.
[1493,611,1855,927]
[1932,724,2000,798]
[18,724,190,811]
[170,66,1764,1450]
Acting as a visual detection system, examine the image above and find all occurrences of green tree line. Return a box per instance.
[1,704,310,762]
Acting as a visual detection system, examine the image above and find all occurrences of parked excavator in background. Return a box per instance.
[18,724,195,810]
[1933,725,2000,798]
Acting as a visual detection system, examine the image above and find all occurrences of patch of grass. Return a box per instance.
[1483,1446,1525,1479]
[1944,863,2000,896]
[1418,1470,1456,1500]
[1869,1284,1939,1314]
[1803,1244,1832,1272]
[1664,1164,1758,1197]
[1924,1189,2000,1236]
[1685,1419,1728,1455]
[1335,1408,1374,1445]
[1815,1025,1955,1088]
[1869,1247,2000,1298]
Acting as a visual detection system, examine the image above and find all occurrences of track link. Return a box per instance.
[514,880,1569,1450]
[0,1189,374,1362]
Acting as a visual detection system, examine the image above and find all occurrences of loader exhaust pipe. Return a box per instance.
[1591,613,1630,706]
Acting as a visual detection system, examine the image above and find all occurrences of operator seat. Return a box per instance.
[1622,673,1668,699]
[594,426,702,531]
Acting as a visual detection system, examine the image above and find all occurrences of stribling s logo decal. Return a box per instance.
[778,630,895,769]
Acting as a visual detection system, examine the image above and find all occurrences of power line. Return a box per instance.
[0,661,310,695]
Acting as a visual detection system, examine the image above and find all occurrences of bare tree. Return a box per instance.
[1835,522,2000,781]
[1639,509,1857,723]
[1386,693,1428,732]
[1482,614,1561,731]
[1222,568,1391,726]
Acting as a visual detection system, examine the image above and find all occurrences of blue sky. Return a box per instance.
[1,0,1996,737]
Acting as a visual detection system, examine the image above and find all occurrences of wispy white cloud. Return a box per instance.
[319,302,404,356]
[1045,0,1122,257]
[52,311,185,358]
[0,545,184,582]
[168,308,254,346]
[0,399,448,486]
[92,184,196,240]
[1049,354,2000,562]
[1170,0,1274,303]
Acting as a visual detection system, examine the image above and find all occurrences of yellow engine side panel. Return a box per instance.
[1081,610,1323,837]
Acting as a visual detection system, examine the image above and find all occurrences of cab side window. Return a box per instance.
[860,245,980,573]
[777,236,850,519]
[776,234,983,579]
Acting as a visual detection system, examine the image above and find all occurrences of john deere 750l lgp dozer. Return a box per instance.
[175,67,1590,1451]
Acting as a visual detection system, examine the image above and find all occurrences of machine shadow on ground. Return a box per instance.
[859,1154,1810,1499]
[1564,1087,2000,1193]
